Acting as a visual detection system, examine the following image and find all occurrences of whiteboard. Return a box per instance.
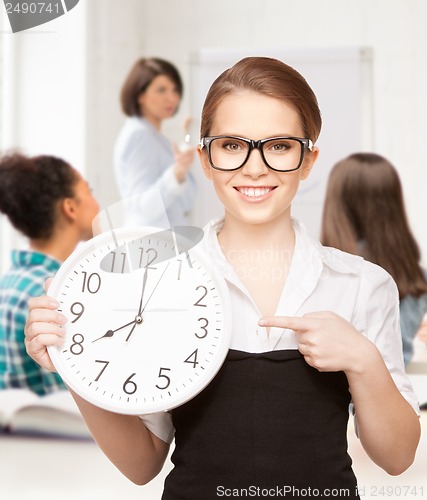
[188,47,373,237]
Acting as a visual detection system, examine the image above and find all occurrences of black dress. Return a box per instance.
[162,349,360,499]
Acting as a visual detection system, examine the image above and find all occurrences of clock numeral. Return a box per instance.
[176,251,194,280]
[70,302,85,323]
[138,247,157,269]
[195,317,209,339]
[184,251,193,269]
[184,349,199,369]
[109,251,128,273]
[156,367,171,390]
[123,373,138,395]
[94,360,110,381]
[81,272,101,294]
[70,334,85,355]
[193,285,208,307]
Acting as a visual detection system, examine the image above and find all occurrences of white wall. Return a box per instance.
[0,4,86,270]
[2,0,427,270]
[82,0,427,262]
[0,5,86,166]
[84,0,147,209]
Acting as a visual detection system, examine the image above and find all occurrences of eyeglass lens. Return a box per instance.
[209,137,304,171]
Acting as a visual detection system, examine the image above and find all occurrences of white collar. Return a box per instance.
[202,216,363,308]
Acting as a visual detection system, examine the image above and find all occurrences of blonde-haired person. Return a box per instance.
[321,152,427,367]
[0,153,99,395]
[25,58,420,498]
[114,57,196,227]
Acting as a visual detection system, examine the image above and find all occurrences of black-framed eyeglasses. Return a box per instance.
[200,135,313,172]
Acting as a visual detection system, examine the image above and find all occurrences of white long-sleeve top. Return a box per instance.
[140,217,419,444]
[114,117,197,228]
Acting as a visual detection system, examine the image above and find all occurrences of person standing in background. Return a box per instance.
[114,58,197,228]
[0,153,99,395]
[321,152,427,366]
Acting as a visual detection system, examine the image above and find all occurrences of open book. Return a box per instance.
[0,388,92,439]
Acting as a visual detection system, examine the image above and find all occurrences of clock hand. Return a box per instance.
[140,261,171,315]
[113,307,188,313]
[126,262,170,343]
[93,268,149,344]
[125,322,137,342]
[145,307,189,312]
[92,319,137,343]
[125,267,148,343]
[138,267,148,315]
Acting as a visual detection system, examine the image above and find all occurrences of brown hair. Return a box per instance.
[0,152,78,240]
[200,56,322,142]
[120,57,183,117]
[321,152,427,298]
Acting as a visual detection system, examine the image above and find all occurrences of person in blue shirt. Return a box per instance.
[114,57,197,228]
[321,152,427,366]
[0,153,99,395]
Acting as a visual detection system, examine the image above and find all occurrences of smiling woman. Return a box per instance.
[198,91,318,234]
[24,57,420,499]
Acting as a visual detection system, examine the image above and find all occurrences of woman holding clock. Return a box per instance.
[24,57,420,498]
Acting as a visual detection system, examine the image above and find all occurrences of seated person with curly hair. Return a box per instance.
[0,153,99,395]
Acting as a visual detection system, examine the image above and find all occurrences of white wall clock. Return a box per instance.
[47,226,231,414]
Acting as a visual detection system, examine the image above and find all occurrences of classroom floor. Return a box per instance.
[1,411,426,500]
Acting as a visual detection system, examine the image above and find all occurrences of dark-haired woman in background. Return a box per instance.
[0,153,99,394]
[321,152,427,366]
[114,57,196,227]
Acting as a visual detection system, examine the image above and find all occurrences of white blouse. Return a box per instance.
[140,217,420,443]
[114,117,197,228]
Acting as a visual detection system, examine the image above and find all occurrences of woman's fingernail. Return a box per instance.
[57,314,67,325]
[49,298,60,308]
[258,319,267,326]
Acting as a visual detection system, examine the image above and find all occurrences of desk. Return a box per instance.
[0,434,172,500]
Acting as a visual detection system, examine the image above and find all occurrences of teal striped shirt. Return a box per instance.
[0,250,65,395]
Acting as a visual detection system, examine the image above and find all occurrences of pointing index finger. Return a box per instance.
[258,316,312,332]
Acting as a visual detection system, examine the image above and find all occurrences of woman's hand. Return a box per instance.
[416,318,427,346]
[172,144,195,183]
[259,311,376,374]
[24,295,67,372]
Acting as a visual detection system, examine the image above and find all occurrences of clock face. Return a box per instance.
[47,227,231,414]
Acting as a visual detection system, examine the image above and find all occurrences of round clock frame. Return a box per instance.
[47,226,231,415]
